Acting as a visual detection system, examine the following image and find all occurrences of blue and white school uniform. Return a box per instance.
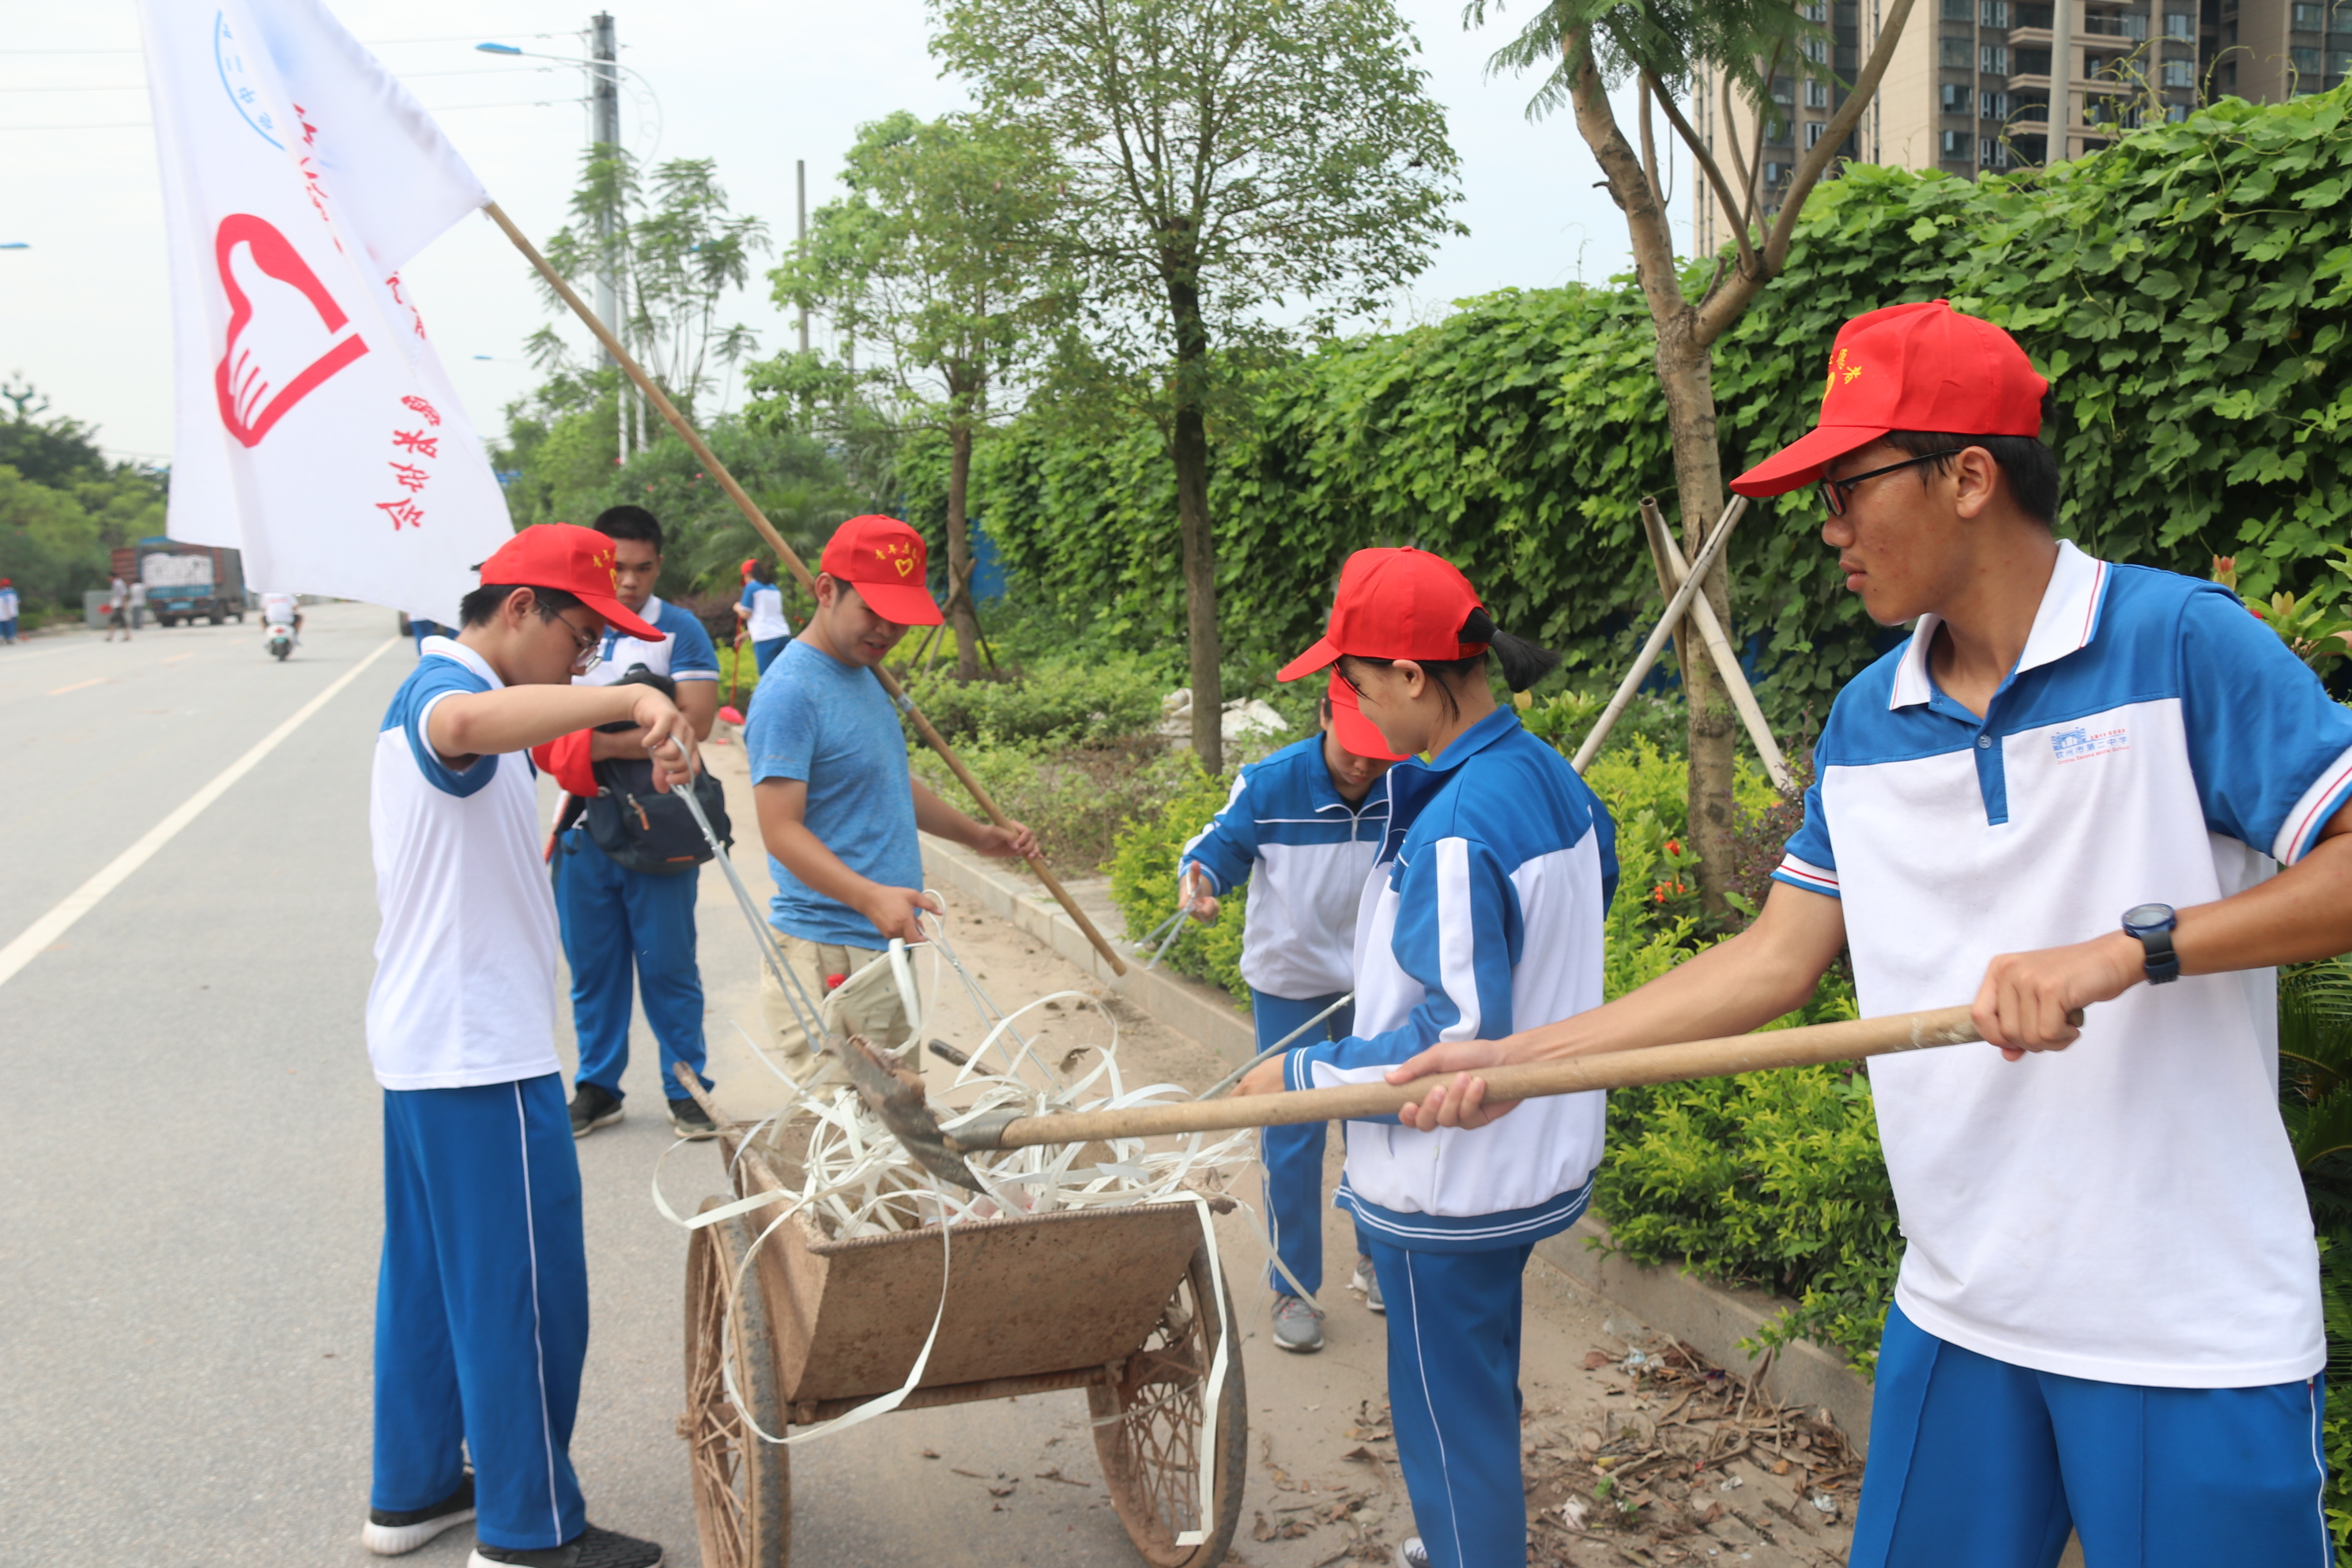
[1180,733,1390,1297]
[1285,707,1615,1568]
[739,580,791,673]
[368,639,588,1552]
[1778,543,2352,1567]
[558,597,717,1106]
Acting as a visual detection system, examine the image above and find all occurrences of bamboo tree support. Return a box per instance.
[1638,496,1793,793]
[486,201,1130,976]
[1572,495,1749,774]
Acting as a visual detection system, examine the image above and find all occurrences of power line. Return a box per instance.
[0,96,587,132]
[0,66,560,92]
[0,33,564,56]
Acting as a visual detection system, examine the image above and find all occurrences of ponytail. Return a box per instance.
[1455,605,1560,693]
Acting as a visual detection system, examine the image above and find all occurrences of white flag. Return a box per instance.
[139,0,514,625]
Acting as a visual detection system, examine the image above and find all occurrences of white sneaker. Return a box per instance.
[1394,1538,1430,1568]
[1351,1254,1386,1314]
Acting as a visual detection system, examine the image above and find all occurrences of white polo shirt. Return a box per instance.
[365,639,560,1091]
[1776,541,2352,1388]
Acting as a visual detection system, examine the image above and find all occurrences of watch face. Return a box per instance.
[2123,903,2175,933]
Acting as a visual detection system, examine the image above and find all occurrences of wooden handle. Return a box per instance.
[987,1004,1990,1148]
[485,202,1128,978]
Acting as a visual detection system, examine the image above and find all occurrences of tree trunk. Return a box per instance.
[1167,277,1223,774]
[944,410,982,681]
[1566,28,1743,921]
[1656,322,1740,923]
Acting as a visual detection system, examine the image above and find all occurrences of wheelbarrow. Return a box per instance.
[676,1085,1248,1568]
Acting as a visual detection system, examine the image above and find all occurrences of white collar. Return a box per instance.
[612,595,663,643]
[1889,539,2110,710]
[420,635,507,692]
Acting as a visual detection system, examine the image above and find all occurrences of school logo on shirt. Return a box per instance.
[2049,722,2128,763]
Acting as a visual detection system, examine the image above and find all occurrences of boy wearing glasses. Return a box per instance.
[364,525,692,1568]
[1393,302,2352,1567]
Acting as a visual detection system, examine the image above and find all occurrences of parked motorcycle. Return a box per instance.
[266,620,293,661]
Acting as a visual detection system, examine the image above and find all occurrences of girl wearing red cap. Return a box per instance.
[1235,547,1616,1568]
[0,578,17,644]
[1176,671,1406,1352]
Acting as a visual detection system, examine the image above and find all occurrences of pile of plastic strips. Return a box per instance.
[718,908,1259,1241]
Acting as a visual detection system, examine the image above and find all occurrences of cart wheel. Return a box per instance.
[1091,1242,1248,1566]
[682,1206,790,1568]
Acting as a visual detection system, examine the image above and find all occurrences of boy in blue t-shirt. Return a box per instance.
[743,515,1035,1080]
[364,524,693,1568]
[1178,673,1402,1351]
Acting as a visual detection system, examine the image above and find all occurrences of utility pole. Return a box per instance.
[590,12,627,463]
[2049,0,2074,164]
[795,158,810,355]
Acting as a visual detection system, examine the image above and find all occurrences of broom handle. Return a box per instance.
[485,202,1129,976]
[985,1004,2007,1148]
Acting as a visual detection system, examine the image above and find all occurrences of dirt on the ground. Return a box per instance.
[690,733,1860,1566]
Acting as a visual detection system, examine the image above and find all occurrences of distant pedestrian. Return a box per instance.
[736,559,791,674]
[744,515,1036,1082]
[409,617,447,654]
[126,578,147,631]
[363,522,680,1568]
[533,505,723,1143]
[0,578,18,644]
[1178,673,1403,1352]
[104,575,130,642]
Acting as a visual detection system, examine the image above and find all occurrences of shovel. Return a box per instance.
[837,1004,2069,1194]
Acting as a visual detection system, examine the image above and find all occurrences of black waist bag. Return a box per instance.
[582,756,733,876]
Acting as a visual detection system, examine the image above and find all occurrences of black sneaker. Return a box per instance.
[668,1096,717,1140]
[362,1472,474,1555]
[470,1525,663,1568]
[569,1084,624,1139]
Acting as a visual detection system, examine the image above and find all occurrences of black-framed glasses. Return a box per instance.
[554,611,603,673]
[1817,450,1964,517]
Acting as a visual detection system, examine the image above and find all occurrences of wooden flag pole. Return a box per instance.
[484,201,1130,976]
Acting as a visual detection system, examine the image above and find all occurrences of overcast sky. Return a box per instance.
[1,1,1687,467]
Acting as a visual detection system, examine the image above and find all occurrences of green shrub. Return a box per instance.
[912,732,1187,877]
[1105,757,1253,1001]
[901,654,1166,746]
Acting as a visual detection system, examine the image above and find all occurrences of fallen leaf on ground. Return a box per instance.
[1584,1350,1613,1370]
[1034,1467,1089,1487]
[950,1467,986,1479]
[921,1449,939,1459]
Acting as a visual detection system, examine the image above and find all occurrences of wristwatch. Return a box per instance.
[2121,903,2180,985]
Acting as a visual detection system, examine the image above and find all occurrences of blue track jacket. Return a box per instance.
[1179,733,1391,999]
[1287,707,1616,1251]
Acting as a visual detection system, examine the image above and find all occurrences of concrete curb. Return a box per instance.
[918,831,1876,1453]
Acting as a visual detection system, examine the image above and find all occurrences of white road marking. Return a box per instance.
[0,637,400,992]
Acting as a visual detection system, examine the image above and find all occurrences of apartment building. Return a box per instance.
[1690,0,2347,250]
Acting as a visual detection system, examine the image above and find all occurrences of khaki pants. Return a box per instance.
[758,934,926,1093]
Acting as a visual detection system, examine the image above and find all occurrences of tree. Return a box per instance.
[533,148,771,458]
[933,0,1463,771]
[1469,0,1916,917]
[771,111,1062,678]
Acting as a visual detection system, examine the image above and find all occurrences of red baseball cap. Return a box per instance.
[474,523,664,642]
[741,557,757,581]
[819,514,942,627]
[1277,548,1486,682]
[1325,671,1412,762]
[1729,300,2048,499]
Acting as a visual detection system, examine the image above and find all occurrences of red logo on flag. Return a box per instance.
[212,213,369,448]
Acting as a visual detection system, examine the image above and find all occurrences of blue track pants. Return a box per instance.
[555,827,709,1102]
[752,636,789,674]
[1253,988,1368,1297]
[1852,1300,2332,1568]
[1369,1238,1536,1568]
[374,1076,589,1551]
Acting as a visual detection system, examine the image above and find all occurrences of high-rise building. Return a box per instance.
[1690,0,2346,251]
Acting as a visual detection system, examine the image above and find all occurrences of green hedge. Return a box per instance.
[927,89,2352,722]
